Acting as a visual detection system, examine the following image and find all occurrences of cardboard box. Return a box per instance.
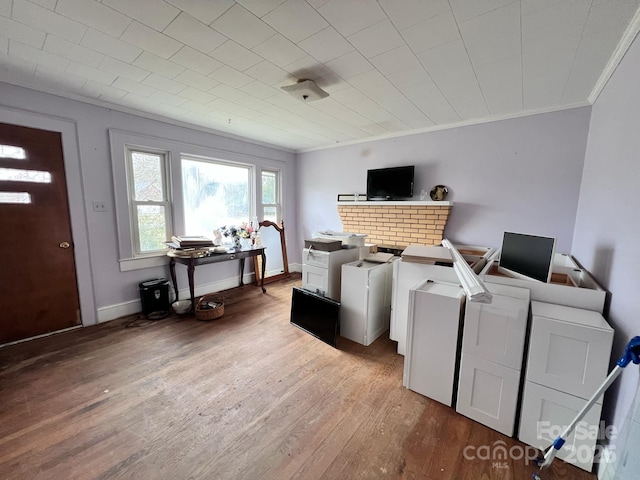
[304,238,342,252]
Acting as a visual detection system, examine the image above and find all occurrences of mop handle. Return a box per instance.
[540,336,640,469]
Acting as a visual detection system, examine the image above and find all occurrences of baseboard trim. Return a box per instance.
[96,273,257,323]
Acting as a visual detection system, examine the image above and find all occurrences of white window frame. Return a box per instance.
[110,129,286,272]
[259,167,281,223]
[125,146,173,256]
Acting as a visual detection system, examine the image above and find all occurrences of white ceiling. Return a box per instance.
[1,0,639,152]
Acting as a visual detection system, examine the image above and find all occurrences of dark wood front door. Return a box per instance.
[0,122,81,344]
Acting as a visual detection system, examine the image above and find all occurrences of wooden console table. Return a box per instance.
[168,247,266,311]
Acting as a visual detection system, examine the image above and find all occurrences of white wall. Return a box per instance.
[0,82,296,322]
[295,107,591,255]
[572,31,640,467]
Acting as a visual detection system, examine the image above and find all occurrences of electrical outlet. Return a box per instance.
[93,201,107,212]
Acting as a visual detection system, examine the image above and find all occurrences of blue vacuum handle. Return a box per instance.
[617,336,640,367]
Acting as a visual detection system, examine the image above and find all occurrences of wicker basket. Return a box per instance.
[195,293,224,321]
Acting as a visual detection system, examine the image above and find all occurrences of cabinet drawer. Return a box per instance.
[526,312,612,399]
[462,293,529,369]
[456,354,521,436]
[302,264,328,297]
[519,381,602,472]
[303,248,330,268]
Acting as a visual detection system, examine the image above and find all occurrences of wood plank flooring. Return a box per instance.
[0,275,596,480]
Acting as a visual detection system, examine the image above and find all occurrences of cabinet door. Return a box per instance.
[302,265,329,297]
[456,354,521,436]
[526,315,612,399]
[519,381,602,472]
[462,294,529,369]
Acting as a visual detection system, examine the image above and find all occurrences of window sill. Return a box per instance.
[119,254,169,272]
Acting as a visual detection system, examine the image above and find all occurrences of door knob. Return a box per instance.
[59,241,71,249]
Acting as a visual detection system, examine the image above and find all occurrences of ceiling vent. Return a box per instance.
[281,79,329,102]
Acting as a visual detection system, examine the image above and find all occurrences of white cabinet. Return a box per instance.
[456,283,530,436]
[340,259,395,346]
[518,301,613,472]
[404,280,465,406]
[302,247,359,301]
[390,259,459,355]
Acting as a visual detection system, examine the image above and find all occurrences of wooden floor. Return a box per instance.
[0,275,596,480]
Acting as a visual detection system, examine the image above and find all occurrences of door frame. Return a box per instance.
[0,105,97,327]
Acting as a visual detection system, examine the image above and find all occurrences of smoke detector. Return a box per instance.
[281,79,329,102]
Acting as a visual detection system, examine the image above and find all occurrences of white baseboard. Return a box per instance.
[290,263,302,273]
[95,273,256,323]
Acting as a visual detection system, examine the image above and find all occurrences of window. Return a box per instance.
[260,168,281,223]
[126,148,171,255]
[181,156,252,235]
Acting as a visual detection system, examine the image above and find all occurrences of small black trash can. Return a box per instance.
[139,278,170,319]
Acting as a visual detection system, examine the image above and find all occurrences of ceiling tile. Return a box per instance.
[132,51,185,78]
[459,2,521,66]
[163,12,227,54]
[298,27,353,63]
[12,0,87,43]
[402,10,460,54]
[55,0,131,37]
[209,65,254,87]
[112,76,156,96]
[102,0,179,31]
[99,57,150,82]
[348,20,405,59]
[348,69,392,93]
[325,50,373,79]
[378,0,450,30]
[44,35,104,68]
[165,0,234,24]
[66,61,118,85]
[0,37,7,54]
[523,48,575,109]
[369,45,423,77]
[242,80,289,99]
[147,89,188,106]
[121,21,183,59]
[365,84,433,128]
[262,0,328,43]
[0,16,46,49]
[35,65,87,91]
[209,83,245,101]
[583,0,639,35]
[244,60,290,85]
[210,4,276,49]
[0,0,9,15]
[9,41,69,71]
[82,79,127,100]
[180,87,217,103]
[210,40,263,71]
[450,0,517,22]
[80,28,143,63]
[235,0,286,17]
[418,39,489,119]
[398,81,460,124]
[181,99,216,114]
[142,72,187,94]
[170,46,222,76]
[522,0,591,36]
[251,33,306,68]
[174,69,219,91]
[317,0,387,37]
[474,55,522,115]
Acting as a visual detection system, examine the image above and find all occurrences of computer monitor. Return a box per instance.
[498,232,556,283]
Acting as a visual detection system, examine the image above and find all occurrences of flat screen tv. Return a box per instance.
[366,165,415,200]
[498,232,556,283]
[290,287,340,348]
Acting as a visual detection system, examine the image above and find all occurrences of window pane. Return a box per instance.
[182,159,250,235]
[0,145,26,159]
[132,152,164,201]
[137,205,167,252]
[0,192,31,204]
[0,167,51,183]
[262,170,276,204]
[263,206,277,223]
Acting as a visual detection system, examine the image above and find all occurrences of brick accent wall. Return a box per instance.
[337,203,452,249]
